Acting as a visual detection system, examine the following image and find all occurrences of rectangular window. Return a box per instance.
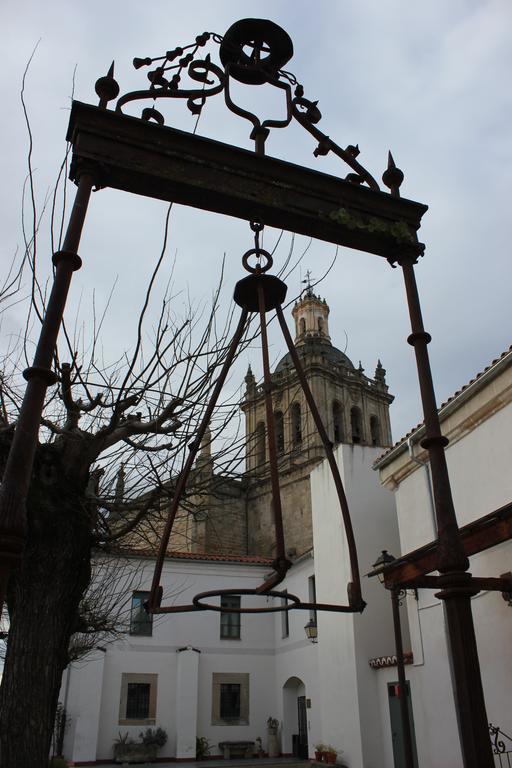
[126,682,150,719]
[212,673,249,725]
[119,673,157,725]
[281,590,289,638]
[130,591,153,636]
[220,683,241,720]
[220,595,241,639]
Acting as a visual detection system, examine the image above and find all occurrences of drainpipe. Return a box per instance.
[407,438,437,535]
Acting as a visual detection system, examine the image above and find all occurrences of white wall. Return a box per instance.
[63,557,279,763]
[311,444,401,768]
[386,394,512,766]
[273,555,320,756]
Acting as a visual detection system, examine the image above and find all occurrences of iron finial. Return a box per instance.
[382,151,404,197]
[95,61,120,108]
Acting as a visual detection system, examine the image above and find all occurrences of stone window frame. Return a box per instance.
[211,673,249,725]
[119,673,158,726]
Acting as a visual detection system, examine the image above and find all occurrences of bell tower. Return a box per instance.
[241,288,394,557]
[292,286,331,345]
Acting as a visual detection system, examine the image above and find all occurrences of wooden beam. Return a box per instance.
[381,501,512,587]
[66,101,428,259]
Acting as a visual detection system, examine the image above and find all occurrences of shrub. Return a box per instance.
[139,727,167,747]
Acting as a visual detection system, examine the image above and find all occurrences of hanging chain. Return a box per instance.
[242,220,273,274]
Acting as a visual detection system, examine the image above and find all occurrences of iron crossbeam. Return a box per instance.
[376,500,512,587]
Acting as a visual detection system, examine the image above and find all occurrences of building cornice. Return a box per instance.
[375,346,512,488]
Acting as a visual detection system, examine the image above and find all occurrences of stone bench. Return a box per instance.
[218,741,255,759]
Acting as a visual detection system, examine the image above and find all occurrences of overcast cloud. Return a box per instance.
[1,0,511,444]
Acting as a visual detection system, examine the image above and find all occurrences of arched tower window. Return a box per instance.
[275,411,284,454]
[332,401,343,443]
[351,407,362,444]
[318,317,323,333]
[370,415,380,446]
[255,422,266,466]
[291,402,302,446]
[299,317,306,335]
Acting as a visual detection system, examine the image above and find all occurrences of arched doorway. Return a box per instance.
[282,676,308,758]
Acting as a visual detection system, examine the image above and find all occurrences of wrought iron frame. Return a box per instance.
[0,17,509,768]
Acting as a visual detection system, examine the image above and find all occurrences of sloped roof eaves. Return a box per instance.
[374,345,512,471]
[114,548,273,566]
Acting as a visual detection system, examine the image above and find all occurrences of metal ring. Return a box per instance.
[192,587,301,613]
[241,248,273,274]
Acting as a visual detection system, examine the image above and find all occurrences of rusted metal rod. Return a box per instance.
[149,308,249,611]
[0,173,94,616]
[275,303,364,609]
[257,281,286,562]
[398,254,494,768]
[391,588,416,768]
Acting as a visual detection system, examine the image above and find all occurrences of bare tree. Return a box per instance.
[0,83,260,766]
[0,54,334,767]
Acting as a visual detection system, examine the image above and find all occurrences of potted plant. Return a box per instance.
[114,727,167,763]
[196,736,212,760]
[49,759,68,768]
[267,717,279,757]
[254,737,264,757]
[314,742,325,762]
[325,745,337,764]
[267,716,279,735]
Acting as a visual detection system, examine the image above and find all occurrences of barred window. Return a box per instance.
[126,683,150,719]
[119,673,157,725]
[220,683,241,720]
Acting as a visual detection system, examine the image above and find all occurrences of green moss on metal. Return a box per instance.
[328,207,414,244]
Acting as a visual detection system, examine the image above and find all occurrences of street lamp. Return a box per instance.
[304,618,318,643]
[369,551,415,768]
[371,550,396,583]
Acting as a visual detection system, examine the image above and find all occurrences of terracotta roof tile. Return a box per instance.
[115,547,273,565]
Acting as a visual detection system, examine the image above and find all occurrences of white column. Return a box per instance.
[175,646,200,759]
[62,650,106,763]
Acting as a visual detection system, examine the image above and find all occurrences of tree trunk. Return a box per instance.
[0,443,92,768]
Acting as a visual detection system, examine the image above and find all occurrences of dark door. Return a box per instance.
[388,682,419,768]
[297,695,309,759]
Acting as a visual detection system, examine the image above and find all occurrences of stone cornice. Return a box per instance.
[376,347,512,489]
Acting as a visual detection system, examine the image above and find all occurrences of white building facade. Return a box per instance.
[375,346,512,768]
[62,442,400,767]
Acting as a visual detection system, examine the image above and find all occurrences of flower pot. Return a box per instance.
[315,751,322,761]
[326,753,336,764]
[114,743,158,763]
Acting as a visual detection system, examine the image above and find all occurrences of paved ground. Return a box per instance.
[99,758,309,768]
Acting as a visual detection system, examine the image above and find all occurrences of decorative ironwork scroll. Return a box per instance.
[108,19,379,187]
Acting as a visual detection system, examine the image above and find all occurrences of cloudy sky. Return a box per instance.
[1,0,511,444]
